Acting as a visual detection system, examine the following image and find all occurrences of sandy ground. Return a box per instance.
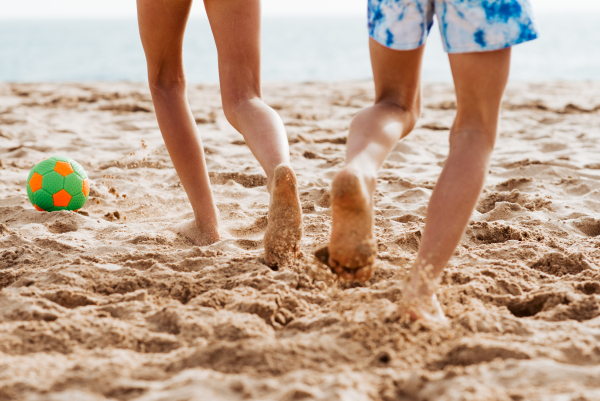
[1,81,600,401]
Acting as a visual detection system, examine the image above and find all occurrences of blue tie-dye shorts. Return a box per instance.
[368,0,538,53]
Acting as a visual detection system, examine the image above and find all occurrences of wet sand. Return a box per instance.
[1,81,600,401]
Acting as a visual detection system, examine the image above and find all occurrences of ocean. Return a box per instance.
[1,12,599,83]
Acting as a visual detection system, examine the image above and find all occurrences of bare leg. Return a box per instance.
[403,48,512,321]
[137,0,301,255]
[327,39,423,280]
[204,0,302,265]
[137,0,219,245]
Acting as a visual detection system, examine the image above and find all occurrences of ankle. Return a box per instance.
[194,208,220,231]
[342,164,377,194]
[266,163,293,195]
[405,263,439,298]
[193,219,219,235]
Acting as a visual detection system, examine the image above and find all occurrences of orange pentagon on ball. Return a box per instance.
[29,172,43,192]
[82,178,90,197]
[53,189,72,207]
[54,161,74,177]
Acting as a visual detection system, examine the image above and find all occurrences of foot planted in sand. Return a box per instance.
[264,164,303,267]
[174,219,220,246]
[400,265,447,322]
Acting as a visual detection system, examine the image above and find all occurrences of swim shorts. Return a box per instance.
[368,0,538,53]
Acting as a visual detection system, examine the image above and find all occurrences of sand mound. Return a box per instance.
[1,81,600,400]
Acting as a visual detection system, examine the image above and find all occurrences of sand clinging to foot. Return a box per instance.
[263,164,303,267]
[326,168,377,281]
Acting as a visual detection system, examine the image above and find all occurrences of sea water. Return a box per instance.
[0,13,598,83]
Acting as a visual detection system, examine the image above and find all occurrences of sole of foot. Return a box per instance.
[264,164,303,267]
[326,168,376,282]
[174,219,220,246]
[314,246,374,282]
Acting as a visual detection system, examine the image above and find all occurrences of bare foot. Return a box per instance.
[264,164,303,267]
[401,291,447,322]
[400,265,447,322]
[174,219,220,246]
[327,168,377,282]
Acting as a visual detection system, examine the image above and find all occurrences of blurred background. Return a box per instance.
[0,0,599,83]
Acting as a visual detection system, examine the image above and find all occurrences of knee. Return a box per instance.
[148,69,187,97]
[449,126,497,154]
[452,106,501,153]
[221,95,262,128]
[374,96,421,137]
[222,96,244,123]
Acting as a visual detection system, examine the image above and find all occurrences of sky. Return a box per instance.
[1,0,599,19]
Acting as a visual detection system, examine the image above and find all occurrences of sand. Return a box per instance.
[1,81,600,401]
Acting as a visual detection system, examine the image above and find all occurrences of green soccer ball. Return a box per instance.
[26,155,90,212]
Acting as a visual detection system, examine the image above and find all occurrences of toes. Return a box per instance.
[337,265,372,282]
[407,308,422,321]
[320,252,373,283]
[355,266,373,282]
[329,256,340,268]
[333,265,346,277]
[340,270,355,281]
[401,294,448,323]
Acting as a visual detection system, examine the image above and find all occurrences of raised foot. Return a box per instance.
[326,168,376,282]
[315,246,374,282]
[174,219,220,246]
[264,164,303,267]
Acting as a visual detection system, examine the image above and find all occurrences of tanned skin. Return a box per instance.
[137,0,302,266]
[328,38,511,321]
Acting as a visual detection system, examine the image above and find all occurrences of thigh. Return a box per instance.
[435,0,538,53]
[369,0,435,51]
[369,37,425,109]
[137,0,193,82]
[448,48,511,130]
[204,0,262,103]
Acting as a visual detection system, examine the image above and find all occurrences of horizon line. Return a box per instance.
[0,8,595,21]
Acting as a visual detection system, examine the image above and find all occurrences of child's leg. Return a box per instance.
[328,39,423,280]
[403,48,512,321]
[204,0,291,185]
[204,0,302,265]
[137,0,219,245]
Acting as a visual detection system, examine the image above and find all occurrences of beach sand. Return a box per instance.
[1,81,600,401]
